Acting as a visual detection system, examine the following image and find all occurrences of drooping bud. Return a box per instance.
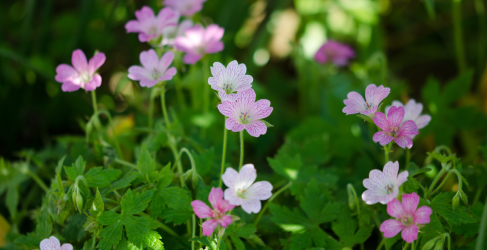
[452,192,460,211]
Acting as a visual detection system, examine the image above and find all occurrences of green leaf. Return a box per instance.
[85,167,121,188]
[94,187,104,213]
[406,162,432,177]
[427,152,454,164]
[267,154,303,180]
[36,206,52,238]
[260,119,274,127]
[56,172,65,196]
[331,206,372,247]
[121,189,154,215]
[56,155,66,174]
[403,177,422,193]
[124,215,153,247]
[62,213,87,241]
[157,163,174,188]
[150,186,192,219]
[430,192,476,225]
[269,204,310,232]
[160,209,193,225]
[137,144,155,177]
[225,223,257,238]
[289,232,313,250]
[190,236,217,250]
[420,212,444,249]
[231,236,245,250]
[82,237,96,250]
[6,185,18,218]
[98,218,123,250]
[111,172,140,190]
[73,156,86,176]
[193,148,215,176]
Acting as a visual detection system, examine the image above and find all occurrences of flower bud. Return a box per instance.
[76,193,83,213]
[422,238,437,250]
[347,184,356,211]
[434,238,445,250]
[452,192,460,210]
[459,189,468,205]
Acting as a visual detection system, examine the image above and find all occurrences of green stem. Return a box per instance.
[347,184,361,216]
[97,110,124,161]
[91,90,98,114]
[26,170,49,192]
[148,88,156,128]
[174,68,186,110]
[113,158,137,169]
[402,243,410,250]
[216,234,223,250]
[476,200,487,250]
[430,169,462,195]
[169,142,185,188]
[239,131,244,170]
[426,167,447,198]
[161,85,171,128]
[254,181,292,226]
[203,59,209,114]
[174,147,198,187]
[384,143,391,163]
[192,214,195,250]
[376,237,386,250]
[452,0,467,72]
[219,118,228,188]
[411,240,415,250]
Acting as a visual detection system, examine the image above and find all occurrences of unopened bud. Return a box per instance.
[452,193,460,210]
[433,238,444,250]
[76,194,83,213]
[422,239,437,250]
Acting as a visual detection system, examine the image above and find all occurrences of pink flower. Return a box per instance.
[380,193,432,243]
[208,60,253,101]
[175,24,224,64]
[40,236,73,250]
[162,19,194,47]
[191,187,235,236]
[385,99,431,138]
[372,106,419,149]
[128,49,177,88]
[217,89,273,137]
[314,40,355,67]
[342,84,390,116]
[55,49,105,92]
[222,164,273,214]
[164,0,207,17]
[362,161,408,205]
[125,6,178,43]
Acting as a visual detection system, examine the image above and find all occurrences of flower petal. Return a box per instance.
[208,187,224,210]
[191,200,213,219]
[241,199,262,214]
[40,236,61,250]
[202,219,218,236]
[387,198,404,218]
[245,181,273,200]
[159,51,175,73]
[245,121,267,137]
[217,215,233,228]
[183,53,203,64]
[205,41,224,54]
[385,100,404,115]
[55,64,78,83]
[218,101,236,117]
[237,89,256,107]
[140,49,159,70]
[402,193,419,216]
[371,85,390,107]
[387,106,405,128]
[361,189,382,205]
[222,167,239,189]
[413,206,432,224]
[415,114,431,130]
[224,188,243,206]
[342,91,366,115]
[380,219,404,238]
[160,67,177,81]
[373,131,393,146]
[61,81,81,92]
[238,164,257,190]
[84,74,102,91]
[72,49,88,73]
[397,171,409,187]
[61,244,73,250]
[225,118,244,132]
[251,100,273,120]
[394,136,413,149]
[401,225,418,243]
[383,161,399,181]
[397,120,418,138]
[88,52,106,75]
[219,199,236,213]
[372,112,389,131]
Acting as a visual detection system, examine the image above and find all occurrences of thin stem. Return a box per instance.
[113,158,137,169]
[476,200,487,250]
[347,184,361,216]
[430,169,462,195]
[97,110,124,160]
[402,243,410,250]
[426,167,447,198]
[174,147,197,187]
[219,118,228,188]
[384,143,391,163]
[148,88,155,128]
[192,214,196,250]
[411,240,415,250]
[91,90,98,114]
[160,85,171,128]
[169,142,185,188]
[254,181,292,226]
[376,238,386,250]
[239,131,244,170]
[216,234,223,250]
[203,59,209,114]
[452,0,467,72]
[26,170,49,192]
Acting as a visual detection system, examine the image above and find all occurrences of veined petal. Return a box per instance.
[402,193,419,216]
[226,118,245,132]
[217,101,237,117]
[415,114,431,129]
[385,100,404,115]
[401,225,418,243]
[383,161,399,181]
[217,215,233,228]
[251,100,273,120]
[373,131,393,146]
[245,181,273,200]
[387,198,404,218]
[394,136,413,149]
[241,199,262,214]
[237,89,257,107]
[238,164,257,190]
[371,85,390,107]
[208,187,224,210]
[191,200,213,219]
[365,84,378,105]
[413,206,432,224]
[140,49,159,70]
[387,106,405,128]
[342,91,366,115]
[245,121,267,137]
[380,219,404,238]
[222,167,240,189]
[396,171,409,187]
[397,120,418,138]
[72,49,88,73]
[361,189,382,205]
[218,91,238,102]
[40,236,61,250]
[210,62,226,79]
[372,112,389,131]
[202,219,218,237]
[60,244,73,250]
[219,199,236,213]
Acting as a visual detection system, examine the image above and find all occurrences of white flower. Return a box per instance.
[222,164,272,214]
[385,99,431,130]
[362,161,408,205]
[40,236,73,250]
[208,60,253,102]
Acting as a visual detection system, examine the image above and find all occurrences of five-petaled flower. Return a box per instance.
[372,106,419,149]
[175,24,224,64]
[125,6,178,43]
[162,18,193,47]
[342,84,390,117]
[362,161,408,205]
[314,40,355,67]
[191,187,235,236]
[385,99,431,138]
[222,164,273,214]
[208,60,253,101]
[55,49,105,92]
[40,236,73,250]
[380,192,432,243]
[217,89,273,137]
[128,49,177,88]
[163,0,207,17]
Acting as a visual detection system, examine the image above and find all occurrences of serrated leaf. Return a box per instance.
[269,204,310,232]
[98,219,123,250]
[289,232,313,250]
[403,177,422,193]
[36,207,52,238]
[94,188,104,213]
[6,185,18,218]
[137,144,155,177]
[430,192,476,225]
[121,189,154,215]
[124,215,152,247]
[62,213,87,241]
[85,167,121,188]
[331,205,372,247]
[427,152,453,164]
[160,209,193,225]
[225,223,257,238]
[231,235,245,250]
[190,236,216,250]
[56,172,65,196]
[111,172,140,190]
[73,156,86,176]
[56,155,66,174]
[420,212,444,249]
[407,162,432,177]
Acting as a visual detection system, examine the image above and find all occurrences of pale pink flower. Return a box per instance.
[162,19,194,47]
[40,236,73,250]
[191,187,235,236]
[128,49,177,88]
[314,40,355,67]
[222,164,273,214]
[342,84,390,116]
[125,6,178,43]
[55,49,105,92]
[217,89,273,137]
[175,24,224,64]
[362,161,408,205]
[164,0,207,17]
[373,106,419,149]
[380,192,432,243]
[385,99,431,138]
[208,60,253,101]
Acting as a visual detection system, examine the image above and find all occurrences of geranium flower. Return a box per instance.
[55,49,105,92]
[222,164,273,214]
[372,106,419,149]
[208,60,253,101]
[162,19,193,47]
[191,187,235,236]
[125,6,178,43]
[342,84,390,116]
[314,40,355,67]
[128,49,177,88]
[40,236,73,250]
[362,161,408,205]
[163,0,207,17]
[380,192,432,243]
[217,89,273,137]
[385,99,431,138]
[175,24,224,64]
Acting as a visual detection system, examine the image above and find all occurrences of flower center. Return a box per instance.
[389,126,399,137]
[212,209,224,220]
[223,82,233,94]
[385,184,394,194]
[149,26,158,35]
[239,112,251,124]
[152,68,161,80]
[401,216,414,226]
[364,101,373,110]
[80,73,92,83]
[236,188,246,198]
